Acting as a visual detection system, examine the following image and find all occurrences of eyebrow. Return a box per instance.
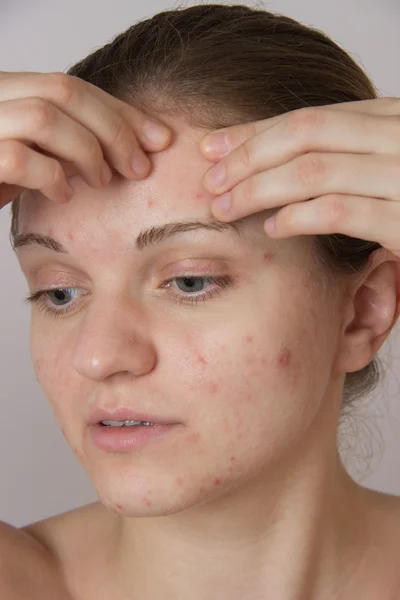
[11,219,247,254]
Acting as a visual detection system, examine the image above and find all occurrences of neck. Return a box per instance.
[103,401,372,600]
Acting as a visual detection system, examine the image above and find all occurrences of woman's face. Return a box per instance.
[16,117,344,516]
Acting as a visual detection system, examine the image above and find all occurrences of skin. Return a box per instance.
[15,115,400,600]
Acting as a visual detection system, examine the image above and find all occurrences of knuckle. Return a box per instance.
[0,140,26,177]
[83,135,103,168]
[239,174,257,206]
[110,118,131,151]
[48,160,65,188]
[25,97,56,131]
[45,72,77,104]
[294,152,327,187]
[238,141,252,170]
[286,107,324,137]
[320,194,349,226]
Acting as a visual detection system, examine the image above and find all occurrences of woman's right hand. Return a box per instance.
[0,70,172,210]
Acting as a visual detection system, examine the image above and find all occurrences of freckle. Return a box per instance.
[277,347,292,367]
[245,335,254,343]
[213,478,222,486]
[67,232,74,241]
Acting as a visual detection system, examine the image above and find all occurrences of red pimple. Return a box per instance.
[197,353,208,365]
[116,503,123,510]
[213,478,222,486]
[263,251,274,260]
[67,232,74,241]
[277,347,292,367]
[245,335,254,343]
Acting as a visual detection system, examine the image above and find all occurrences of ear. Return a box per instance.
[333,248,400,375]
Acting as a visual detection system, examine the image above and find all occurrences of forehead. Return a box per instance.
[18,117,247,243]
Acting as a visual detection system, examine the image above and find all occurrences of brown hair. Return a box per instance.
[10,2,387,433]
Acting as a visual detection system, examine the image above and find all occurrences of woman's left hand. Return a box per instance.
[199,97,400,260]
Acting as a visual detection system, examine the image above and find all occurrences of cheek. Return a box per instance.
[179,330,300,415]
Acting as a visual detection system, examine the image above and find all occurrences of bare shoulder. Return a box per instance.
[21,501,116,599]
[0,519,72,600]
[21,501,113,565]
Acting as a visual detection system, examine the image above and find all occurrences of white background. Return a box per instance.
[0,0,399,527]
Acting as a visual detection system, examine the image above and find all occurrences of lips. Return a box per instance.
[87,406,179,426]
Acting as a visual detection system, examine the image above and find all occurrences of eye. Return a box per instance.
[24,287,86,319]
[24,274,235,318]
[162,275,234,305]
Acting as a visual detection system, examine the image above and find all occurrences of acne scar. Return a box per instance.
[206,381,220,394]
[115,503,124,510]
[213,478,222,486]
[184,432,201,443]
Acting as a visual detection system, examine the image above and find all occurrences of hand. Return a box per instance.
[0,70,172,209]
[200,97,400,260]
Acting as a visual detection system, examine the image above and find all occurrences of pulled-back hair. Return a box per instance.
[10,3,388,453]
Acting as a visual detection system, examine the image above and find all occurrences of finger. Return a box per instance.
[202,108,400,196]
[265,193,400,255]
[0,97,113,189]
[200,97,400,160]
[0,140,74,208]
[0,72,171,181]
[210,152,400,221]
[0,71,173,152]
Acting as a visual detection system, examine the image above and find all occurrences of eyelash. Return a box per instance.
[24,275,234,320]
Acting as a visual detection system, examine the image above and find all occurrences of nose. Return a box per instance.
[72,295,157,381]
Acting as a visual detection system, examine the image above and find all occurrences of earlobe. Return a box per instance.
[334,257,400,375]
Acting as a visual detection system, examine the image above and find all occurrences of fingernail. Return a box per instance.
[131,151,150,177]
[202,132,230,155]
[213,192,231,214]
[142,120,170,144]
